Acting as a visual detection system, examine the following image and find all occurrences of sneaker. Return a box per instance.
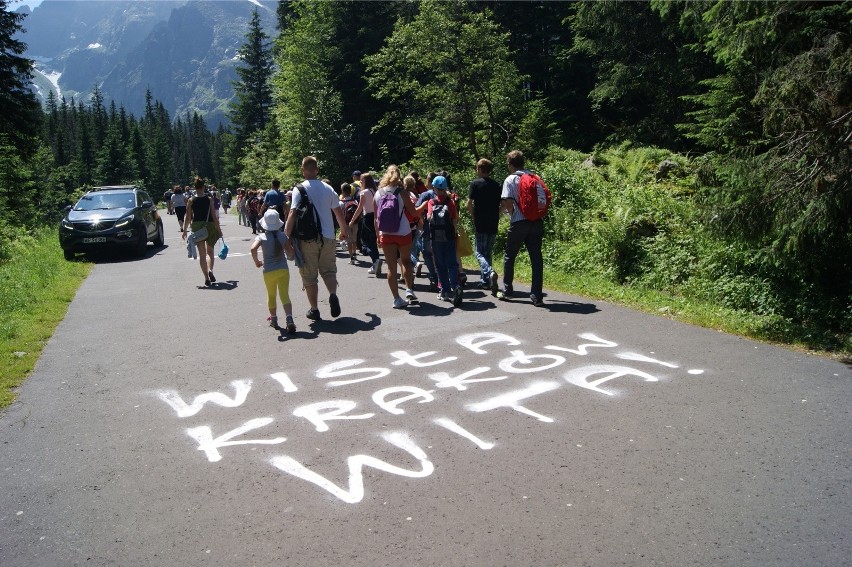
[393,296,407,309]
[204,279,211,287]
[496,288,513,301]
[415,262,423,277]
[349,255,356,265]
[437,292,449,302]
[531,295,545,307]
[268,315,278,329]
[368,264,376,275]
[405,289,419,305]
[208,271,216,283]
[489,270,499,295]
[429,281,438,293]
[285,317,296,334]
[329,293,341,318]
[452,286,463,307]
[306,308,321,321]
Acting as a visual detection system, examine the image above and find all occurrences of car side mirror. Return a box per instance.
[64,205,72,212]
[142,200,153,209]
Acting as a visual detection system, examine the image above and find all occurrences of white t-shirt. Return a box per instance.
[374,186,411,237]
[359,187,375,214]
[290,179,341,240]
[171,192,187,207]
[501,171,527,223]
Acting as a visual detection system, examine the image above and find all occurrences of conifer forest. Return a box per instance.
[0,1,849,350]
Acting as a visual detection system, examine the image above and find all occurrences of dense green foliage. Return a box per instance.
[0,0,848,350]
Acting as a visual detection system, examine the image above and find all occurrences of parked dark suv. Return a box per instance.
[59,185,165,260]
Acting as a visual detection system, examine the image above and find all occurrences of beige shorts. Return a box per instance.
[299,238,337,286]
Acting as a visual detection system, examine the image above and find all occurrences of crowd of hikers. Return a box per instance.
[179,150,551,334]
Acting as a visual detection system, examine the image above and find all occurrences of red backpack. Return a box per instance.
[515,172,551,221]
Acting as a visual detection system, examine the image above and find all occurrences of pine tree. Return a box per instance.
[229,8,273,152]
[0,0,41,157]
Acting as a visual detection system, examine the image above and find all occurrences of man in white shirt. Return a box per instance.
[285,156,349,321]
[498,150,545,307]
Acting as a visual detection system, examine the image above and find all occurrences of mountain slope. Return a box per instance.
[17,0,278,127]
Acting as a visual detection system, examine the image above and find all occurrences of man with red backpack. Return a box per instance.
[497,150,551,307]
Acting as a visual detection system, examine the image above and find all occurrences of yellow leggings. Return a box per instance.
[263,268,291,309]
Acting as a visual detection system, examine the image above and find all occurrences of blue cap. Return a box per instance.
[432,176,448,190]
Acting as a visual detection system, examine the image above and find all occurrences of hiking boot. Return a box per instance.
[392,296,407,309]
[306,308,321,321]
[452,286,463,307]
[329,293,341,318]
[489,270,499,296]
[268,315,278,329]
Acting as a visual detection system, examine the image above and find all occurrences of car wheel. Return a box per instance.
[153,220,164,247]
[135,228,148,257]
[63,249,74,261]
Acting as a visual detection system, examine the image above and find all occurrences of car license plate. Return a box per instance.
[82,237,107,244]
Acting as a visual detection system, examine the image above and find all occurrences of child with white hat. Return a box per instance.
[251,209,296,333]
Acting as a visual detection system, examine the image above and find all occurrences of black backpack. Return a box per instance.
[429,196,455,243]
[295,184,322,241]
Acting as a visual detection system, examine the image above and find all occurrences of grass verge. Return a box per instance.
[0,229,92,409]
[462,257,851,361]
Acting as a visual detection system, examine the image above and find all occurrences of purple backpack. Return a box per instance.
[375,188,403,233]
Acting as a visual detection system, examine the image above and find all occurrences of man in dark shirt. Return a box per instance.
[261,179,286,218]
[466,158,502,294]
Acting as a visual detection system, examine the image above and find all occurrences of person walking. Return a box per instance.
[414,172,440,291]
[261,179,286,217]
[237,188,248,226]
[467,158,502,294]
[181,177,223,287]
[222,188,232,215]
[375,166,419,308]
[247,189,261,234]
[212,189,221,220]
[498,150,545,306]
[426,175,462,306]
[284,156,348,321]
[348,172,382,276]
[171,185,187,231]
[251,209,296,333]
[340,183,360,264]
[163,187,174,215]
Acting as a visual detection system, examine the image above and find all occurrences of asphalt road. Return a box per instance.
[1,212,850,567]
